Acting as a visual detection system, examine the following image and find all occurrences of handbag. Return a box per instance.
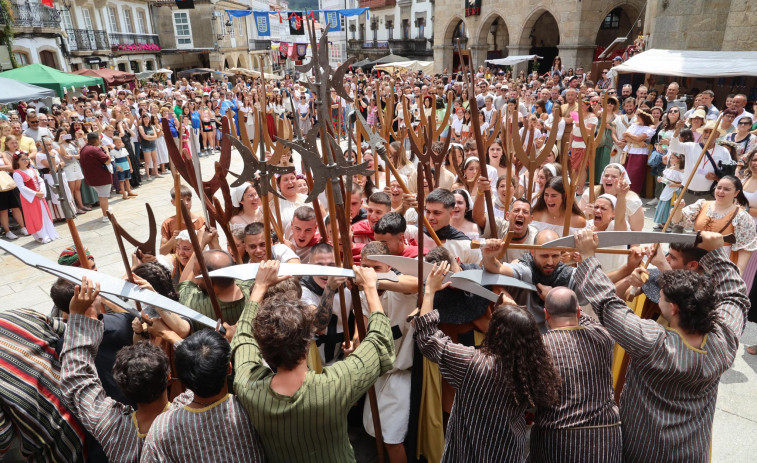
[0,171,15,192]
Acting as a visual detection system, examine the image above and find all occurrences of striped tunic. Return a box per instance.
[529,315,622,463]
[60,314,145,463]
[141,393,266,462]
[415,310,528,463]
[231,302,395,463]
[178,279,254,329]
[0,309,85,462]
[575,248,749,463]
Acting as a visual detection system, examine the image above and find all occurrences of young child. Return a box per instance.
[180,115,192,159]
[111,136,136,200]
[160,185,206,255]
[652,152,684,230]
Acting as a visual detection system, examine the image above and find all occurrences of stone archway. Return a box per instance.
[442,17,466,73]
[476,13,509,64]
[519,9,560,74]
[595,3,641,54]
[224,56,234,70]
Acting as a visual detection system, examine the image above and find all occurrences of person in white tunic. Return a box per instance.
[360,242,418,462]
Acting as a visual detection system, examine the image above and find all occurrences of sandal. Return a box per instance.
[76,209,87,215]
[747,345,757,355]
[128,192,139,197]
[652,224,663,231]
[82,206,92,211]
[122,195,130,200]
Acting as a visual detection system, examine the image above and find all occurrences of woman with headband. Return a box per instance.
[578,163,645,231]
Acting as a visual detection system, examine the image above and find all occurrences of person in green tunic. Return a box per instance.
[595,96,619,184]
[232,260,395,463]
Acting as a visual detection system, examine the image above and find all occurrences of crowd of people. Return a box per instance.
[0,54,755,462]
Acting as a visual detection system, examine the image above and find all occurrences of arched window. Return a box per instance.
[13,52,30,66]
[39,50,58,69]
[602,8,621,29]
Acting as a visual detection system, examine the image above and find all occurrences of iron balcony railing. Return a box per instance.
[66,29,109,51]
[0,2,61,28]
[109,33,160,47]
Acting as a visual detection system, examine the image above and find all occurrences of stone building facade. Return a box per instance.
[432,0,646,74]
[644,0,757,52]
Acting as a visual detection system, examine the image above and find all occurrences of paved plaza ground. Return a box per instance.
[0,149,755,461]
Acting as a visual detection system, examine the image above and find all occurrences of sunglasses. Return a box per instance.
[738,121,752,125]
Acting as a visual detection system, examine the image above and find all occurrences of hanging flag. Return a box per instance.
[253,12,270,36]
[307,10,315,20]
[289,12,304,35]
[41,0,54,6]
[297,43,308,60]
[324,11,341,32]
[289,42,298,59]
[279,42,289,61]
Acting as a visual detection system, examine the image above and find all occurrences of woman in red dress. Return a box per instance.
[11,151,58,244]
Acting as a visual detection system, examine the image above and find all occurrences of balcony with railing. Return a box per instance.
[109,33,161,52]
[0,2,61,31]
[66,29,109,52]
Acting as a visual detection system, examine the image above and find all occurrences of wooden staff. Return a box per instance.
[459,49,497,233]
[174,172,183,231]
[179,201,224,322]
[503,106,514,211]
[306,20,385,459]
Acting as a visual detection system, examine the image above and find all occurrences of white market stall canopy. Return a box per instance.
[485,55,542,66]
[374,61,434,74]
[614,49,757,78]
[0,76,56,104]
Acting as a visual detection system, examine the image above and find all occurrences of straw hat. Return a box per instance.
[696,120,726,137]
[688,109,706,120]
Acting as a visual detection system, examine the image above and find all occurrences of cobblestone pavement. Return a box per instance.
[0,150,754,461]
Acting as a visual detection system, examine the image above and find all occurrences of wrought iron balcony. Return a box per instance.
[109,33,161,52]
[0,2,61,28]
[66,29,109,52]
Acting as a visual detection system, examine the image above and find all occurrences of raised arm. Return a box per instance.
[480,239,515,276]
[697,234,749,339]
[60,279,130,447]
[415,263,475,390]
[329,266,395,403]
[573,230,663,358]
[231,261,290,386]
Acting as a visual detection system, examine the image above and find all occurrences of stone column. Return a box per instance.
[470,44,489,69]
[434,44,455,74]
[557,44,596,72]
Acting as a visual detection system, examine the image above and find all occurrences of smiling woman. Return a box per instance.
[531,176,586,237]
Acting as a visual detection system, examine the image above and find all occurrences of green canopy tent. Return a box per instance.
[0,63,104,97]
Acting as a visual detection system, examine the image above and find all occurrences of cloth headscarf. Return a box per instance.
[543,163,557,177]
[231,182,252,208]
[58,246,92,267]
[603,163,631,185]
[597,193,617,208]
